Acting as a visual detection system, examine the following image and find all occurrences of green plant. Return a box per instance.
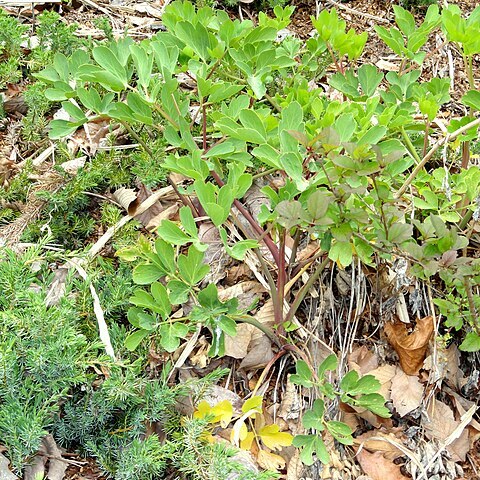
[35,1,480,469]
[291,354,390,465]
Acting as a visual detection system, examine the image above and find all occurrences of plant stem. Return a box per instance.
[401,127,422,165]
[209,170,281,266]
[276,229,286,331]
[284,256,330,325]
[233,315,281,347]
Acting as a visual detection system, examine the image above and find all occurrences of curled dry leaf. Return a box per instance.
[390,368,424,417]
[113,187,138,211]
[384,316,434,375]
[23,435,67,480]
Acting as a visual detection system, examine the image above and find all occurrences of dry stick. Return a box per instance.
[324,0,390,24]
[394,116,480,199]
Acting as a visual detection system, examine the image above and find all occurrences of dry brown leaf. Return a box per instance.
[390,368,423,417]
[278,376,302,423]
[354,429,405,460]
[0,453,17,480]
[348,346,379,375]
[59,156,86,175]
[368,364,396,401]
[224,323,254,359]
[198,222,230,284]
[218,281,266,311]
[384,316,434,374]
[23,435,67,480]
[424,399,470,462]
[239,300,275,370]
[202,385,243,414]
[286,450,304,480]
[423,344,464,389]
[257,450,286,471]
[357,450,409,480]
[239,334,274,370]
[113,187,138,211]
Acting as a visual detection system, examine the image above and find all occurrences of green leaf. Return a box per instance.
[292,435,330,465]
[151,282,172,319]
[132,264,164,285]
[307,191,333,221]
[461,90,480,111]
[92,46,128,87]
[125,329,150,351]
[317,354,338,378]
[168,280,191,305]
[328,241,353,268]
[130,43,154,90]
[127,92,153,125]
[157,220,193,245]
[348,375,381,395]
[354,393,391,417]
[48,120,80,139]
[302,399,325,430]
[154,239,176,275]
[357,64,383,97]
[460,332,480,352]
[179,206,198,238]
[326,421,353,445]
[178,247,209,285]
[340,370,359,393]
[159,322,189,352]
[290,360,313,388]
[239,109,267,143]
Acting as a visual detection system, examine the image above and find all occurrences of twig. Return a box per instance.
[395,116,480,199]
[324,0,390,24]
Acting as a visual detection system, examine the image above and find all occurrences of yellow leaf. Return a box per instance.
[211,400,233,428]
[194,400,213,420]
[258,424,293,451]
[242,395,263,414]
[194,400,233,428]
[240,431,255,451]
[257,450,286,471]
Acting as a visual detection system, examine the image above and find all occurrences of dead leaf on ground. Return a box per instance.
[423,343,464,389]
[424,399,470,462]
[198,222,230,284]
[239,300,275,370]
[368,364,396,401]
[0,453,17,480]
[390,368,424,417]
[385,316,434,375]
[257,450,286,471]
[23,434,68,480]
[348,346,379,375]
[354,428,406,460]
[225,323,254,359]
[356,450,409,480]
[226,451,258,480]
[218,281,266,311]
[202,385,243,414]
[278,375,302,423]
[286,450,304,480]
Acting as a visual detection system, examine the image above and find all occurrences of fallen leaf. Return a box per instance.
[226,451,259,480]
[202,385,243,414]
[0,453,17,480]
[23,435,67,480]
[348,346,379,375]
[368,364,396,401]
[59,156,86,175]
[286,450,303,480]
[357,450,409,480]
[278,376,302,422]
[257,450,286,471]
[218,281,266,311]
[424,399,470,462]
[224,323,254,359]
[390,368,423,417]
[354,429,406,460]
[384,316,434,375]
